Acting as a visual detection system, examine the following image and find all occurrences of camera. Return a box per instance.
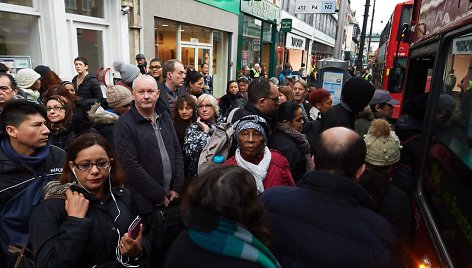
[121,6,130,14]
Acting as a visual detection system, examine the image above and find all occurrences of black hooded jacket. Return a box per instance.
[322,78,375,131]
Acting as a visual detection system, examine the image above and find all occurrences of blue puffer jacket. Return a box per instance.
[260,171,403,268]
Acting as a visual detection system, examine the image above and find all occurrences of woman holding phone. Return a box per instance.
[29,133,150,267]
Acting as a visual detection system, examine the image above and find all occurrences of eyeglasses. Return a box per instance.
[46,106,65,112]
[73,160,111,171]
[266,96,279,103]
[150,65,162,70]
[198,104,213,109]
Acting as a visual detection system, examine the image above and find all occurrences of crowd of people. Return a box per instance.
[0,55,425,268]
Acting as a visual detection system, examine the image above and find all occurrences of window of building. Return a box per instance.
[0,0,32,6]
[154,18,178,63]
[181,24,211,44]
[65,0,104,18]
[76,28,103,73]
[242,15,262,67]
[0,11,40,69]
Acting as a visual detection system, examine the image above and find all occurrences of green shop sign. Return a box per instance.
[196,0,240,15]
[280,18,292,32]
[241,0,279,23]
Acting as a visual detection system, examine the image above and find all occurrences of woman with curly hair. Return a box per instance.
[164,165,281,268]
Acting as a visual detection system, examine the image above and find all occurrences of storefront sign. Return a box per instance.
[452,34,472,55]
[241,0,279,23]
[280,18,292,32]
[285,32,305,50]
[196,0,240,15]
[295,0,336,14]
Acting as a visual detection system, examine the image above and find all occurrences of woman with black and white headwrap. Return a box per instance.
[225,115,295,194]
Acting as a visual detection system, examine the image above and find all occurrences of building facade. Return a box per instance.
[0,0,132,81]
[238,0,279,78]
[142,0,239,97]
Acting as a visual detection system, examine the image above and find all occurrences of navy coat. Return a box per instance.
[260,171,402,268]
[114,99,184,214]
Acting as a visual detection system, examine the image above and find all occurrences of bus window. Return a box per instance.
[422,32,472,267]
[388,58,407,93]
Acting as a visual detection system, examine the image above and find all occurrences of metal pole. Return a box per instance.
[334,0,348,60]
[355,0,371,75]
[367,0,376,64]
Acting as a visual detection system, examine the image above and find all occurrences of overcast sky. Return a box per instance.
[350,0,407,34]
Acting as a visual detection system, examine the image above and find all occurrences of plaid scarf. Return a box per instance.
[187,207,281,268]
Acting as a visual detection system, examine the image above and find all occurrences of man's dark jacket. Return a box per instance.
[0,144,65,267]
[114,99,184,214]
[259,171,402,268]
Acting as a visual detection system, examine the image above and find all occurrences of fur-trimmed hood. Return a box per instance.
[357,105,375,121]
[42,180,74,200]
[88,103,119,125]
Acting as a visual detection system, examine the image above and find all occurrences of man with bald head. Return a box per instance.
[113,75,184,266]
[260,127,401,268]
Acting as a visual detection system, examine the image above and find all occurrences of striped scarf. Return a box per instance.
[187,207,281,268]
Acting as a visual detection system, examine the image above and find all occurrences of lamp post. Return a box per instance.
[367,0,377,64]
[355,0,371,76]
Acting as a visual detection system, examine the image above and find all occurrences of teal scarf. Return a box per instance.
[188,207,281,268]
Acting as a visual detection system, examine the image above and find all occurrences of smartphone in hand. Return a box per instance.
[128,215,141,239]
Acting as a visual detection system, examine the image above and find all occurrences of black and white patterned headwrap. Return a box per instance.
[234,115,269,143]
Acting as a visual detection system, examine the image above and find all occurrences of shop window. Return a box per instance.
[0,0,31,6]
[422,32,472,267]
[242,16,262,67]
[65,0,104,18]
[0,11,40,69]
[77,28,103,74]
[154,18,178,63]
[181,24,211,44]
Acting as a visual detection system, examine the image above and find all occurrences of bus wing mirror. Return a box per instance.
[401,23,411,43]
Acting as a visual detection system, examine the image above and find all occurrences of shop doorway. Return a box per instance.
[180,45,212,72]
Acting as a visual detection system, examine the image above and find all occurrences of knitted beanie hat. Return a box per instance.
[106,85,132,108]
[16,68,41,89]
[113,61,140,84]
[364,119,402,166]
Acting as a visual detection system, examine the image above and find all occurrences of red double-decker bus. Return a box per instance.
[401,0,472,267]
[374,0,413,118]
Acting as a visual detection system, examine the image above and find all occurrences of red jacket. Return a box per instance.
[225,149,295,189]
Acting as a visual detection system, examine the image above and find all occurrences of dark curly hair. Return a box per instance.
[173,93,197,121]
[182,165,273,246]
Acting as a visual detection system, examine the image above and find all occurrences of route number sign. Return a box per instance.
[295,0,336,14]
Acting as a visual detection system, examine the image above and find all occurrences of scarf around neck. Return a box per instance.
[235,146,271,194]
[187,207,281,268]
[1,138,50,167]
[275,123,314,172]
[21,88,40,103]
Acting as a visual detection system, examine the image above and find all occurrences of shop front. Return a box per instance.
[285,32,308,71]
[311,41,334,69]
[239,0,279,77]
[143,0,239,97]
